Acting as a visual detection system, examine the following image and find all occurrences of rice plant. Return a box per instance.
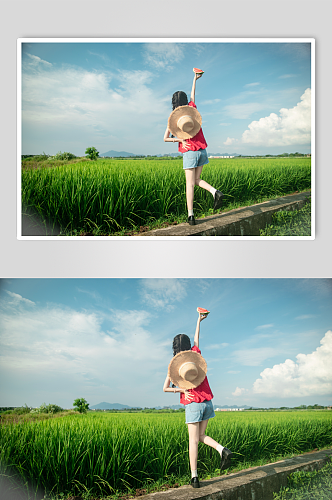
[21,158,311,235]
[1,410,330,499]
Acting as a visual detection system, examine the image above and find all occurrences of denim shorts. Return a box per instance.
[183,148,209,170]
[185,399,215,424]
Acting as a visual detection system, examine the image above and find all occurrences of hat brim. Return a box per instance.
[168,350,207,390]
[168,105,202,140]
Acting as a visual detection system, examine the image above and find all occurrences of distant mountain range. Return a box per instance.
[90,402,255,410]
[100,150,138,157]
[90,402,133,410]
[100,150,240,158]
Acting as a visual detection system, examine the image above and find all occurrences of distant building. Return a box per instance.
[209,156,235,159]
[215,408,244,411]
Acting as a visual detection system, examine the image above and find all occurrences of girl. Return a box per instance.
[164,72,224,225]
[163,311,232,488]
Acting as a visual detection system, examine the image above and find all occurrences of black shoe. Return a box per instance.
[220,448,233,471]
[213,190,224,211]
[190,477,200,488]
[188,215,195,225]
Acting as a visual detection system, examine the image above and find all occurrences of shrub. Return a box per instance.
[12,404,32,415]
[30,403,63,414]
[48,151,76,161]
[23,153,50,162]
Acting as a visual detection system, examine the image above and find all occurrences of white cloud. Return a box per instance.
[143,43,185,71]
[232,347,278,366]
[244,82,260,88]
[232,387,247,396]
[253,331,332,397]
[140,279,187,310]
[256,324,274,330]
[201,99,221,105]
[22,65,167,154]
[0,293,170,390]
[5,290,35,307]
[206,343,229,350]
[25,53,52,68]
[295,315,315,320]
[224,137,237,146]
[87,50,109,62]
[241,88,311,146]
[278,74,297,79]
[76,287,101,301]
[224,102,266,120]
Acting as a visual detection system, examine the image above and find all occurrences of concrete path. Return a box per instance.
[143,448,332,500]
[138,191,311,237]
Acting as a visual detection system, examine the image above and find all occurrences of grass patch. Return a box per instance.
[0,410,79,426]
[260,198,311,236]
[273,457,332,499]
[22,155,91,170]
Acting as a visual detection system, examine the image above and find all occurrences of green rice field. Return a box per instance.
[21,157,311,235]
[1,410,331,499]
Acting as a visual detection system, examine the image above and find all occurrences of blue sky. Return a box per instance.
[1,278,331,409]
[21,40,312,156]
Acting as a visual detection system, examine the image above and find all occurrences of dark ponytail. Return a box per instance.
[171,334,191,388]
[172,91,188,110]
[172,334,191,356]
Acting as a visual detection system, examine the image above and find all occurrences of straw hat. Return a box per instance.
[168,350,207,390]
[168,105,202,140]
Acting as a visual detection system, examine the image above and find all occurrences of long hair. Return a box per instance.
[172,91,188,110]
[172,334,191,356]
[171,334,191,388]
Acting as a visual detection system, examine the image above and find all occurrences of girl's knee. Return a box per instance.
[189,437,199,447]
[199,433,206,442]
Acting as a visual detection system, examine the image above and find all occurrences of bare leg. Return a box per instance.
[187,422,200,472]
[199,419,232,471]
[184,168,196,212]
[195,166,214,192]
[188,419,221,475]
[199,418,220,448]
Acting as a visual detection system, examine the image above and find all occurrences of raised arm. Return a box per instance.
[194,311,207,348]
[190,73,202,104]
